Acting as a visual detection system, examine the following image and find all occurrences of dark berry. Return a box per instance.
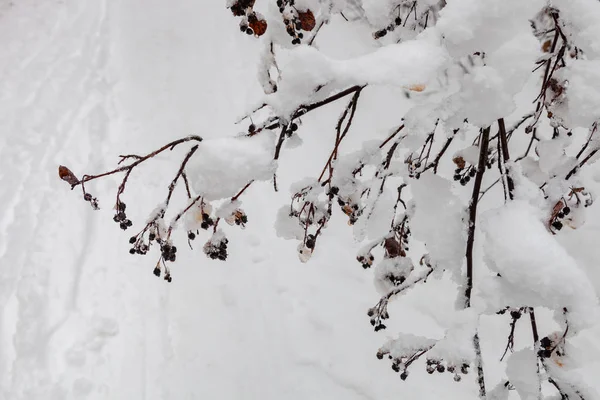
[240,24,247,32]
[469,169,477,177]
[149,233,156,241]
[400,372,408,381]
[540,336,552,348]
[84,193,92,201]
[436,364,445,373]
[291,122,298,131]
[129,236,137,244]
[552,221,563,230]
[453,175,460,181]
[557,212,564,219]
[120,222,128,230]
[375,29,387,38]
[510,310,521,319]
[248,124,256,133]
[188,232,196,240]
[563,206,571,215]
[201,222,209,230]
[460,178,466,186]
[129,248,136,254]
[395,17,402,25]
[246,28,253,35]
[153,267,161,277]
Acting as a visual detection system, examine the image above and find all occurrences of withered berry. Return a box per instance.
[552,221,563,230]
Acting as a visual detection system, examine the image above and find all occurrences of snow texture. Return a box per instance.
[188,133,276,201]
[481,200,599,331]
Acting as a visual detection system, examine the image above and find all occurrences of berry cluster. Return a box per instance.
[203,234,229,261]
[337,197,361,225]
[83,192,99,210]
[199,212,215,230]
[239,11,268,37]
[453,166,477,186]
[550,204,570,231]
[113,201,133,230]
[426,359,470,382]
[128,235,149,255]
[357,252,375,269]
[373,15,403,40]
[368,306,388,332]
[160,241,177,263]
[228,0,268,37]
[225,209,248,228]
[287,184,332,261]
[277,0,316,45]
[153,263,172,283]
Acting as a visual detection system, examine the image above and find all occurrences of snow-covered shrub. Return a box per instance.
[59,0,600,398]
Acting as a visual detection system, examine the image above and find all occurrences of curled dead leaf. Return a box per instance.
[297,10,316,31]
[407,84,426,92]
[452,156,466,170]
[249,17,267,37]
[229,0,255,16]
[58,165,79,186]
[542,40,552,53]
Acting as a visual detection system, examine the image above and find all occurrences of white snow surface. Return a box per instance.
[188,133,276,201]
[2,1,600,399]
[481,200,599,331]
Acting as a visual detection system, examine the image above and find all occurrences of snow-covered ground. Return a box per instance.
[1,1,600,399]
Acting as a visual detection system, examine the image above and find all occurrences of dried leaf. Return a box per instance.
[452,156,466,170]
[58,165,79,186]
[542,40,552,53]
[407,84,426,92]
[297,10,316,31]
[384,237,402,258]
[249,17,267,37]
[229,0,255,16]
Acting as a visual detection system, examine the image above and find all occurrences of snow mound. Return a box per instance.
[187,133,276,201]
[481,200,599,331]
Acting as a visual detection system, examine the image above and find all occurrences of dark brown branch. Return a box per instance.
[78,135,203,186]
[231,180,254,201]
[465,126,490,307]
[263,85,365,131]
[497,118,515,199]
[165,145,199,206]
[317,89,362,183]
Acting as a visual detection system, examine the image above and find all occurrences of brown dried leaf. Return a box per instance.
[542,40,552,53]
[58,165,79,186]
[407,84,426,92]
[249,18,267,37]
[384,237,401,258]
[297,10,316,31]
[229,0,255,16]
[452,156,466,170]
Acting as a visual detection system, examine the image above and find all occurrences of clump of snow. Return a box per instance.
[215,199,242,219]
[554,60,600,129]
[436,0,543,58]
[553,0,600,58]
[428,309,478,366]
[505,349,539,400]
[373,256,414,295]
[266,40,449,119]
[410,172,466,278]
[481,200,599,331]
[187,132,276,201]
[379,333,436,360]
[274,205,303,240]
